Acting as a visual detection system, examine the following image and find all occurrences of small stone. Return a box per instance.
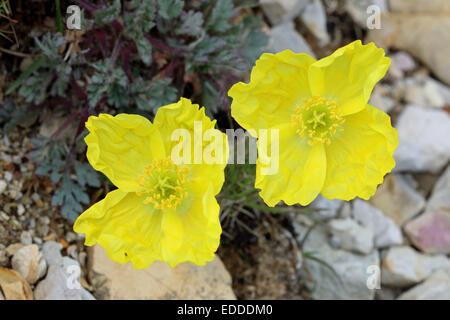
[298,225,379,300]
[268,21,316,58]
[88,244,236,300]
[309,195,342,220]
[327,218,374,254]
[0,180,7,194]
[391,51,416,72]
[393,106,450,173]
[345,0,387,28]
[261,0,309,25]
[67,245,78,259]
[5,243,24,256]
[42,241,63,267]
[4,171,12,182]
[65,232,78,243]
[352,199,403,248]
[0,267,33,300]
[11,245,47,284]
[20,231,32,245]
[369,86,395,113]
[404,212,450,255]
[427,165,450,214]
[397,267,450,300]
[369,174,425,226]
[17,204,25,216]
[300,0,329,47]
[34,265,95,300]
[381,246,450,287]
[338,202,352,219]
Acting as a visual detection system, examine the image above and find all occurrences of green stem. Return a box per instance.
[55,0,63,33]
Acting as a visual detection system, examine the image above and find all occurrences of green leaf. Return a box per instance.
[206,0,234,32]
[175,10,204,37]
[94,0,121,25]
[158,0,184,19]
[135,35,152,65]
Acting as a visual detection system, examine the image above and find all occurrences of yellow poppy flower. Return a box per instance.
[228,40,398,206]
[73,98,228,268]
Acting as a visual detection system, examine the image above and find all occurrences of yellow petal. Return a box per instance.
[228,50,315,136]
[154,97,228,195]
[321,104,398,200]
[85,113,166,192]
[255,124,326,206]
[309,40,390,116]
[73,185,221,269]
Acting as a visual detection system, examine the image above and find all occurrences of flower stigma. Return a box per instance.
[291,95,345,145]
[137,158,190,210]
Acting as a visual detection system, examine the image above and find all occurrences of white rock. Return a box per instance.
[42,241,64,267]
[17,204,25,216]
[352,199,403,248]
[393,106,450,173]
[34,265,95,300]
[20,231,32,246]
[297,225,379,300]
[391,51,416,72]
[309,195,342,219]
[261,0,309,25]
[381,246,450,287]
[268,21,316,58]
[345,0,387,28]
[0,180,7,194]
[369,174,425,226]
[369,88,395,113]
[327,218,374,254]
[87,245,235,300]
[427,165,450,214]
[11,244,47,285]
[300,0,329,47]
[397,267,450,300]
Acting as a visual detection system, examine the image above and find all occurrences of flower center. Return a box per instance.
[291,95,345,145]
[137,158,190,210]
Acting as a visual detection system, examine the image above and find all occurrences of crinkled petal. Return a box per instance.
[309,40,390,116]
[229,50,315,136]
[73,185,221,269]
[85,113,166,192]
[321,104,398,200]
[255,124,326,206]
[154,97,228,195]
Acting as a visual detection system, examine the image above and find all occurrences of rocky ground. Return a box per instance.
[0,0,449,300]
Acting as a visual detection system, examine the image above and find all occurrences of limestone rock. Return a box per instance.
[404,212,450,255]
[393,106,450,173]
[261,0,308,25]
[296,224,379,300]
[345,0,387,28]
[34,265,95,300]
[11,244,47,284]
[397,267,450,300]
[268,21,316,58]
[327,218,374,254]
[369,174,425,226]
[389,0,450,14]
[381,246,450,287]
[352,199,403,248]
[427,165,450,214]
[300,0,329,46]
[87,245,236,300]
[309,195,342,220]
[42,241,64,267]
[0,267,33,300]
[367,14,450,85]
